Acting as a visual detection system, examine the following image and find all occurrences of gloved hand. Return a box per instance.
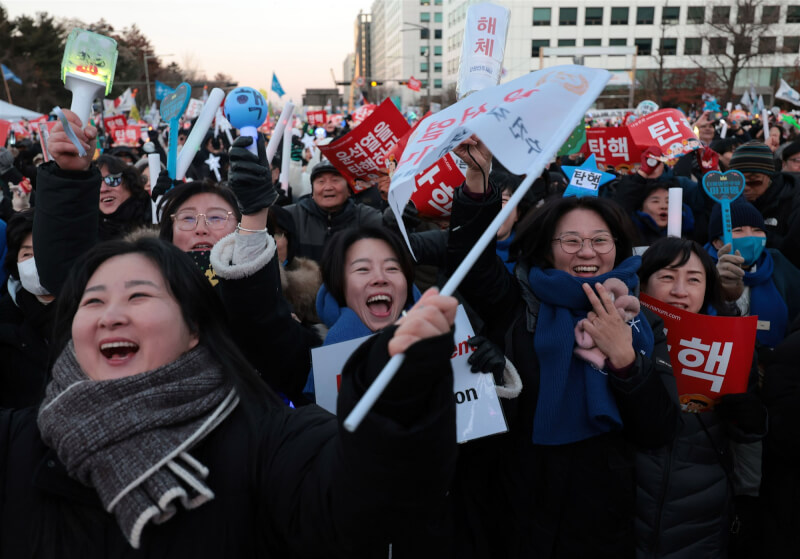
[151,169,179,201]
[716,243,745,301]
[467,335,506,383]
[228,134,276,215]
[715,392,768,436]
[0,148,14,175]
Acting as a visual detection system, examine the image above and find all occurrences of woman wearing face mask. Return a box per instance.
[706,200,800,349]
[636,237,767,559]
[0,209,56,407]
[446,136,679,558]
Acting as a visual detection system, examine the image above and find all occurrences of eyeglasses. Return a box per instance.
[171,211,234,231]
[102,173,123,187]
[552,234,616,254]
[787,157,800,165]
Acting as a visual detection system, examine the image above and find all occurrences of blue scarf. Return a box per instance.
[706,244,788,348]
[304,284,421,396]
[527,256,655,445]
[496,230,516,273]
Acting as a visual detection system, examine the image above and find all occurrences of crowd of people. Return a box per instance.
[0,97,798,558]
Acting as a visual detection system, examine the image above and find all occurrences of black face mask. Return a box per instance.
[187,250,220,289]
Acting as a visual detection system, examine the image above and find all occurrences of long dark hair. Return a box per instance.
[52,237,279,409]
[157,181,241,242]
[510,195,637,269]
[638,237,725,315]
[321,226,415,309]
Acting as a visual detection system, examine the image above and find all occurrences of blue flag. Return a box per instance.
[1,64,22,85]
[155,80,176,101]
[271,72,285,97]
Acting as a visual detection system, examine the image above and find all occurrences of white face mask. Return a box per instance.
[17,257,50,296]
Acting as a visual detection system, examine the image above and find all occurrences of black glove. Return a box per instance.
[467,335,505,383]
[715,393,768,435]
[228,134,276,215]
[151,169,179,200]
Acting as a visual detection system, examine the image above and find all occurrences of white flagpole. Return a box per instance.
[344,160,543,432]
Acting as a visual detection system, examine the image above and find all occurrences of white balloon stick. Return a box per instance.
[720,121,728,139]
[668,187,683,238]
[280,122,291,194]
[266,102,295,165]
[148,153,160,189]
[762,109,770,141]
[175,88,225,180]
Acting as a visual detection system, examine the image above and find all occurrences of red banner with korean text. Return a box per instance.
[104,115,128,135]
[307,110,327,127]
[407,77,421,92]
[639,293,757,412]
[351,104,378,125]
[585,127,641,173]
[409,153,465,217]
[319,98,409,192]
[0,119,10,146]
[111,126,146,147]
[628,108,702,164]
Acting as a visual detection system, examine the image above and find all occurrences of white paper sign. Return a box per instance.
[457,3,511,99]
[388,64,610,254]
[310,306,508,443]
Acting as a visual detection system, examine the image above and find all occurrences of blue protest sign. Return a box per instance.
[561,154,615,198]
[702,170,746,246]
[161,82,191,179]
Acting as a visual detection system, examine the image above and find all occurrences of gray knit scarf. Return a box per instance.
[38,341,239,549]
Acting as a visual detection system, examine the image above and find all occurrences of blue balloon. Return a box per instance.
[223,87,267,129]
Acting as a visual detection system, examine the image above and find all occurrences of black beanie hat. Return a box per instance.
[782,140,800,162]
[729,141,775,175]
[708,199,765,241]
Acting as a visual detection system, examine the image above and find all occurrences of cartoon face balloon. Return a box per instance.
[223,87,267,129]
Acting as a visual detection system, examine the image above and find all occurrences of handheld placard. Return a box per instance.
[223,87,267,156]
[702,170,746,246]
[160,82,191,180]
[456,3,510,99]
[176,87,225,180]
[61,28,118,126]
[266,102,296,164]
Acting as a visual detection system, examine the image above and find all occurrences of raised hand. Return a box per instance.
[388,287,458,356]
[47,108,97,172]
[716,243,745,301]
[581,282,635,370]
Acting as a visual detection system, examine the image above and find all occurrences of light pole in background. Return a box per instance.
[401,21,432,110]
[143,53,173,106]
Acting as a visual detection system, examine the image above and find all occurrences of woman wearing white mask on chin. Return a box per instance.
[0,209,56,407]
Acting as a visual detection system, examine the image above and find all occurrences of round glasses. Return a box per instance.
[171,211,234,231]
[552,234,616,254]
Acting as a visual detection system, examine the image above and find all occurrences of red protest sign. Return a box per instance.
[407,77,422,92]
[0,119,10,146]
[307,110,327,127]
[11,121,30,139]
[640,293,757,412]
[628,109,702,164]
[351,104,377,125]
[585,127,641,172]
[319,98,410,192]
[410,153,464,217]
[112,125,145,147]
[104,115,127,135]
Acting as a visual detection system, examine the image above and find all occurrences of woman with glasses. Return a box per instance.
[34,109,321,405]
[446,137,679,558]
[96,154,152,240]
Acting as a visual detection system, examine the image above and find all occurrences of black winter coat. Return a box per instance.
[284,197,383,262]
[446,186,679,559]
[0,288,54,408]
[0,327,458,558]
[752,172,800,268]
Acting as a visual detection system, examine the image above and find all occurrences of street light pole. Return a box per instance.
[143,53,174,107]
[402,21,432,110]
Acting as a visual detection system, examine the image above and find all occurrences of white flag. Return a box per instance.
[775,79,800,107]
[740,90,752,110]
[388,64,610,253]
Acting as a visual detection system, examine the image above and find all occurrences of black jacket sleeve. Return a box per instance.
[32,162,101,295]
[260,327,457,556]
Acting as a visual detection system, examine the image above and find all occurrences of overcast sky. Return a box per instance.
[5,0,372,105]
